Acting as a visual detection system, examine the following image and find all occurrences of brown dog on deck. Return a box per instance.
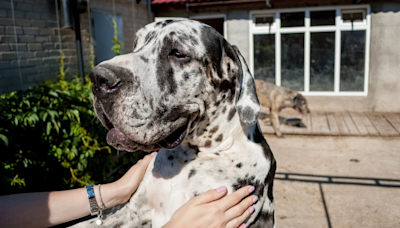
[255,79,310,137]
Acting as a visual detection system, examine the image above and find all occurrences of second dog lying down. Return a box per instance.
[255,79,310,137]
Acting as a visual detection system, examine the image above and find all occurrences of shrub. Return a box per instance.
[0,76,143,195]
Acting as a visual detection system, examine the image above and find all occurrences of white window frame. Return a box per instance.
[249,5,371,96]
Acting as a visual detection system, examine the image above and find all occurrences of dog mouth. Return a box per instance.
[156,122,188,149]
[296,107,305,115]
[106,120,189,152]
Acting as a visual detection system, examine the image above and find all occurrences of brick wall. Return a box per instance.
[0,0,149,94]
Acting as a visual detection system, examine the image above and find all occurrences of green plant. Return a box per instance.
[88,45,96,70]
[111,17,124,56]
[0,76,143,195]
[57,50,69,81]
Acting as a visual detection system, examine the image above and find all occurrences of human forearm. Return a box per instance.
[0,182,133,228]
[0,154,156,228]
[0,188,88,228]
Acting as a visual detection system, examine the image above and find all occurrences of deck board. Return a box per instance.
[311,112,322,134]
[318,112,330,135]
[383,113,400,134]
[334,112,350,135]
[342,112,359,135]
[365,113,399,136]
[349,112,370,136]
[292,114,312,134]
[360,113,380,136]
[326,112,340,135]
[280,124,294,134]
[260,122,275,135]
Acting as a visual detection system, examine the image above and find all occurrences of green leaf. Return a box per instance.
[0,134,8,146]
[49,91,58,97]
[42,112,48,122]
[77,162,83,171]
[23,99,31,107]
[46,122,52,135]
[80,158,88,168]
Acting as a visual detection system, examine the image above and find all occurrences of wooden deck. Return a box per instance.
[260,111,400,137]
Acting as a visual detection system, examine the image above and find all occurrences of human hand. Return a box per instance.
[163,185,257,228]
[101,152,157,208]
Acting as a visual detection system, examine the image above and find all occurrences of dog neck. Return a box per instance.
[184,112,257,156]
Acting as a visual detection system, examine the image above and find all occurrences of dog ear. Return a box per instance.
[231,45,260,126]
[293,95,301,106]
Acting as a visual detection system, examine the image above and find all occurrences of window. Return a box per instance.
[250,5,370,96]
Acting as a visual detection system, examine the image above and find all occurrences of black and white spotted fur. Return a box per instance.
[73,19,276,228]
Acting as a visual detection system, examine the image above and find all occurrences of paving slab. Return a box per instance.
[323,184,400,228]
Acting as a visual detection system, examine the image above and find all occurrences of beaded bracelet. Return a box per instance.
[96,184,105,225]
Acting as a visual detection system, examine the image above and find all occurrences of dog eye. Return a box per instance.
[169,49,187,59]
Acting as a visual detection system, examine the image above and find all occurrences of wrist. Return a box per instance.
[93,183,125,209]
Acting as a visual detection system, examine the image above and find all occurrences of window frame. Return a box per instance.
[249,5,371,96]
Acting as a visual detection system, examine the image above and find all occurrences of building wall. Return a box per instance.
[226,10,249,61]
[368,3,400,112]
[0,0,148,95]
[154,2,400,112]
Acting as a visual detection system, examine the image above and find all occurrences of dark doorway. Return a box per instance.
[192,18,224,36]
[92,11,124,64]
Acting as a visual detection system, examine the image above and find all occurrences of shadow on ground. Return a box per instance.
[275,172,400,228]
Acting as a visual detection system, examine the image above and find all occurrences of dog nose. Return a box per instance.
[90,66,121,95]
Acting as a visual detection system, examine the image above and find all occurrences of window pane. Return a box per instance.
[311,11,336,26]
[281,33,304,91]
[342,12,364,22]
[340,31,365,91]
[255,16,274,27]
[254,34,275,84]
[310,32,335,91]
[281,12,304,27]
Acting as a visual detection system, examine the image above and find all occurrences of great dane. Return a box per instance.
[74,19,276,228]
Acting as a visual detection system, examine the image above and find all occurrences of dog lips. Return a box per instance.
[107,128,135,147]
[106,128,160,152]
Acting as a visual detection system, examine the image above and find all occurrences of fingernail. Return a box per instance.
[151,152,157,156]
[242,225,247,228]
[216,186,227,193]
[249,206,255,214]
[248,186,255,193]
[252,196,258,203]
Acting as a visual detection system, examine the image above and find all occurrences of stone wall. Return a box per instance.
[0,0,149,94]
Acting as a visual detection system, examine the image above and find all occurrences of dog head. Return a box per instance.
[90,20,260,152]
[293,94,310,115]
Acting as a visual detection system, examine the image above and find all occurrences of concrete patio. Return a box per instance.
[266,135,400,228]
